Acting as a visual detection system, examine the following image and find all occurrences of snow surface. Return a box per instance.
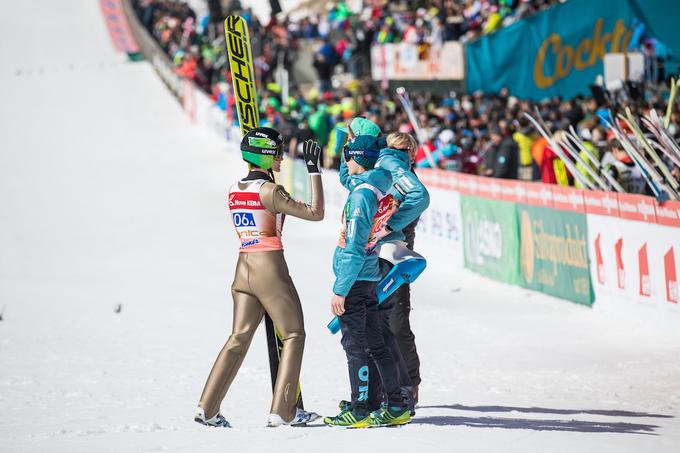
[1,1,680,452]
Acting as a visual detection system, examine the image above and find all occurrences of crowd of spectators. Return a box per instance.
[267,82,679,197]
[134,0,566,92]
[135,0,678,196]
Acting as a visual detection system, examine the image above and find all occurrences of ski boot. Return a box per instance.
[364,406,411,427]
[194,406,231,428]
[338,400,352,411]
[338,399,386,414]
[402,386,416,416]
[323,408,370,428]
[267,408,321,427]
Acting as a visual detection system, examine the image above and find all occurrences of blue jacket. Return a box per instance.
[332,167,392,296]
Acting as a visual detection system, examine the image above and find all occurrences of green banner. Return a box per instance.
[461,195,520,284]
[292,159,310,204]
[279,157,295,194]
[518,205,593,305]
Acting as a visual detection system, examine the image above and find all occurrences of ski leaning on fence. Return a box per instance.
[525,90,680,202]
[224,15,303,409]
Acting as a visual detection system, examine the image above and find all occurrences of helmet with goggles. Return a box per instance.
[240,127,284,169]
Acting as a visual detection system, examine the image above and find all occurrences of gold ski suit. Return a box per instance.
[199,170,324,422]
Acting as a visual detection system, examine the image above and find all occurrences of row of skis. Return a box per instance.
[525,79,680,202]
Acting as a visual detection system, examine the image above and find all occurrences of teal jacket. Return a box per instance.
[338,149,430,243]
[332,167,392,296]
[375,148,430,242]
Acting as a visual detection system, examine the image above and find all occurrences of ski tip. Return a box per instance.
[327,317,340,335]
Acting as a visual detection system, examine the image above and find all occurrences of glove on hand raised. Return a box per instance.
[302,139,322,174]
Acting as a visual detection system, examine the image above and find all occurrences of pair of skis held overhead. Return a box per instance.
[224,15,427,408]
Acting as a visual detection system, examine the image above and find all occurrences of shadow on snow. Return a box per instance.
[412,404,673,434]
[419,404,673,419]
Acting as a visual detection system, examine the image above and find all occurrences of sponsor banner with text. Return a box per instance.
[415,187,463,266]
[371,42,465,81]
[100,0,139,53]
[519,204,593,305]
[465,0,637,99]
[461,195,520,284]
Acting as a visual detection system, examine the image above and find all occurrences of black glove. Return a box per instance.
[302,139,322,174]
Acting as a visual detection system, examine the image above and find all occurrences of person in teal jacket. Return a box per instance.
[325,135,410,428]
[331,156,392,295]
[375,134,430,242]
[338,120,429,242]
[337,120,429,415]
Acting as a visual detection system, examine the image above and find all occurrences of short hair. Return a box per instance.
[386,132,417,152]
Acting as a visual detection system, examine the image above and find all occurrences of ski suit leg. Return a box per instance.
[249,251,306,423]
[389,282,421,386]
[198,288,265,419]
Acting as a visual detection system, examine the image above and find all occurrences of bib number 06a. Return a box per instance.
[232,212,257,227]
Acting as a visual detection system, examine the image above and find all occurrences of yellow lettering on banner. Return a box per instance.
[610,19,626,53]
[533,18,631,89]
[574,38,592,70]
[587,19,611,66]
[556,45,574,78]
[534,34,561,89]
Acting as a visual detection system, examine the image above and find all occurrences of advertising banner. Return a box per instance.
[371,42,465,81]
[461,195,520,284]
[100,0,139,54]
[518,204,593,305]
[587,214,680,314]
[415,187,463,266]
[465,0,637,99]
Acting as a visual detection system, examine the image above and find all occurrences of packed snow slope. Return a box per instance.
[1,1,679,452]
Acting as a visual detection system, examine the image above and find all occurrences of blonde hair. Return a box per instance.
[386,132,417,153]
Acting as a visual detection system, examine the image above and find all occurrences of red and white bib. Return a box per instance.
[337,183,396,255]
[228,179,284,252]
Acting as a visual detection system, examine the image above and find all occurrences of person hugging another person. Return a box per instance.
[325,134,411,428]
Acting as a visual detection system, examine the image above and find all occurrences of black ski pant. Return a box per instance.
[338,280,405,417]
[367,260,412,410]
[388,280,421,386]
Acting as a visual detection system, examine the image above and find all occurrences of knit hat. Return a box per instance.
[339,117,382,137]
[345,135,381,169]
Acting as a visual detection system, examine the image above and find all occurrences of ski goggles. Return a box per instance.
[247,137,284,158]
[343,145,380,162]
